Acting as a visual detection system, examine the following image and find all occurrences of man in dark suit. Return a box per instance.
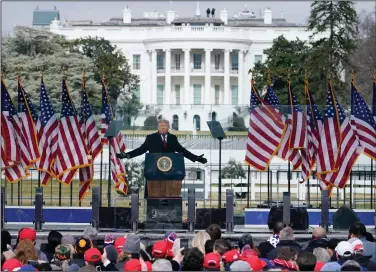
[116,119,207,164]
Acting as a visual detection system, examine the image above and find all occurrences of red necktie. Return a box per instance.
[163,135,167,148]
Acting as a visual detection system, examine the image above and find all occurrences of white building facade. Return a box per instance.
[49,4,320,132]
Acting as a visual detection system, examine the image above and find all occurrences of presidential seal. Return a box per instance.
[157,156,172,172]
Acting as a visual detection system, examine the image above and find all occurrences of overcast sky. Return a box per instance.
[2,1,375,33]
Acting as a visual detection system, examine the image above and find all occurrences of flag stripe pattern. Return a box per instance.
[316,82,341,175]
[1,80,28,182]
[245,81,286,171]
[79,81,103,201]
[101,81,128,194]
[35,80,59,186]
[265,85,302,170]
[301,83,323,182]
[288,82,307,149]
[320,83,361,188]
[350,81,376,160]
[17,81,40,164]
[54,79,90,184]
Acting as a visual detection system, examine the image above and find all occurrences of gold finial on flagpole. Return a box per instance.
[16,66,23,81]
[351,69,356,81]
[82,67,86,80]
[61,65,68,80]
[248,68,256,80]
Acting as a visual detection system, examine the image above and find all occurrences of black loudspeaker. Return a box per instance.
[91,187,100,229]
[333,206,360,230]
[99,207,131,229]
[195,208,226,229]
[33,187,44,231]
[144,198,182,229]
[187,189,196,232]
[268,206,309,230]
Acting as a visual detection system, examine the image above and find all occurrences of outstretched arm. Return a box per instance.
[117,136,149,159]
[174,135,207,163]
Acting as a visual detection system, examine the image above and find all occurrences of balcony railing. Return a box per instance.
[157,68,165,73]
[191,67,204,72]
[171,66,184,73]
[211,67,224,73]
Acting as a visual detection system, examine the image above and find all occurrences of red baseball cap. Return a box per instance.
[152,240,168,258]
[2,259,23,271]
[222,249,240,264]
[243,255,267,271]
[84,248,102,262]
[124,259,142,271]
[203,252,220,269]
[19,228,37,242]
[114,237,126,254]
[241,249,258,258]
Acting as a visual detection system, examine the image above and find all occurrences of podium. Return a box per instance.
[143,153,185,229]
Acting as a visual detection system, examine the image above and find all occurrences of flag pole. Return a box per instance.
[247,68,255,208]
[99,69,106,207]
[37,68,44,188]
[372,71,376,210]
[287,73,291,194]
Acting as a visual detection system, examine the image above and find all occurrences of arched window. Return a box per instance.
[172,115,179,130]
[212,111,217,121]
[193,115,201,131]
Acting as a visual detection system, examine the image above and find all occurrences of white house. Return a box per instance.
[48,3,324,132]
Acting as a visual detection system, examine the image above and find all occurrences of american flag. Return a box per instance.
[54,79,90,184]
[320,87,361,189]
[245,81,286,171]
[373,80,376,124]
[101,81,128,194]
[288,82,307,149]
[17,80,40,166]
[316,82,341,176]
[1,80,28,182]
[300,83,323,182]
[35,80,59,186]
[78,80,103,201]
[266,85,302,170]
[350,81,376,160]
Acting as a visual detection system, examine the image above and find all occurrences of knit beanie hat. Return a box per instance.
[123,234,140,254]
[104,245,118,263]
[55,244,72,261]
[104,234,115,246]
[75,237,92,253]
[61,234,76,246]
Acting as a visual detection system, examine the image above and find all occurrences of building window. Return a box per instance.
[133,54,141,70]
[157,54,165,70]
[193,115,201,131]
[231,85,238,105]
[231,54,238,70]
[175,54,181,70]
[214,54,220,70]
[193,84,201,105]
[133,85,140,102]
[172,115,179,130]
[254,55,263,64]
[157,84,164,105]
[175,84,180,105]
[193,54,202,69]
[215,85,220,105]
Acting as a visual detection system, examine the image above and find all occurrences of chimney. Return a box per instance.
[50,17,60,30]
[123,6,132,24]
[220,8,228,25]
[166,2,176,24]
[195,1,200,17]
[264,6,272,25]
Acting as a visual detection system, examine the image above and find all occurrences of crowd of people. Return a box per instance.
[1,221,376,271]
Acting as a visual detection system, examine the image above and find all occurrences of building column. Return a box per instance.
[224,49,231,104]
[151,49,157,105]
[164,49,171,105]
[238,50,244,105]
[204,48,212,105]
[184,48,191,105]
